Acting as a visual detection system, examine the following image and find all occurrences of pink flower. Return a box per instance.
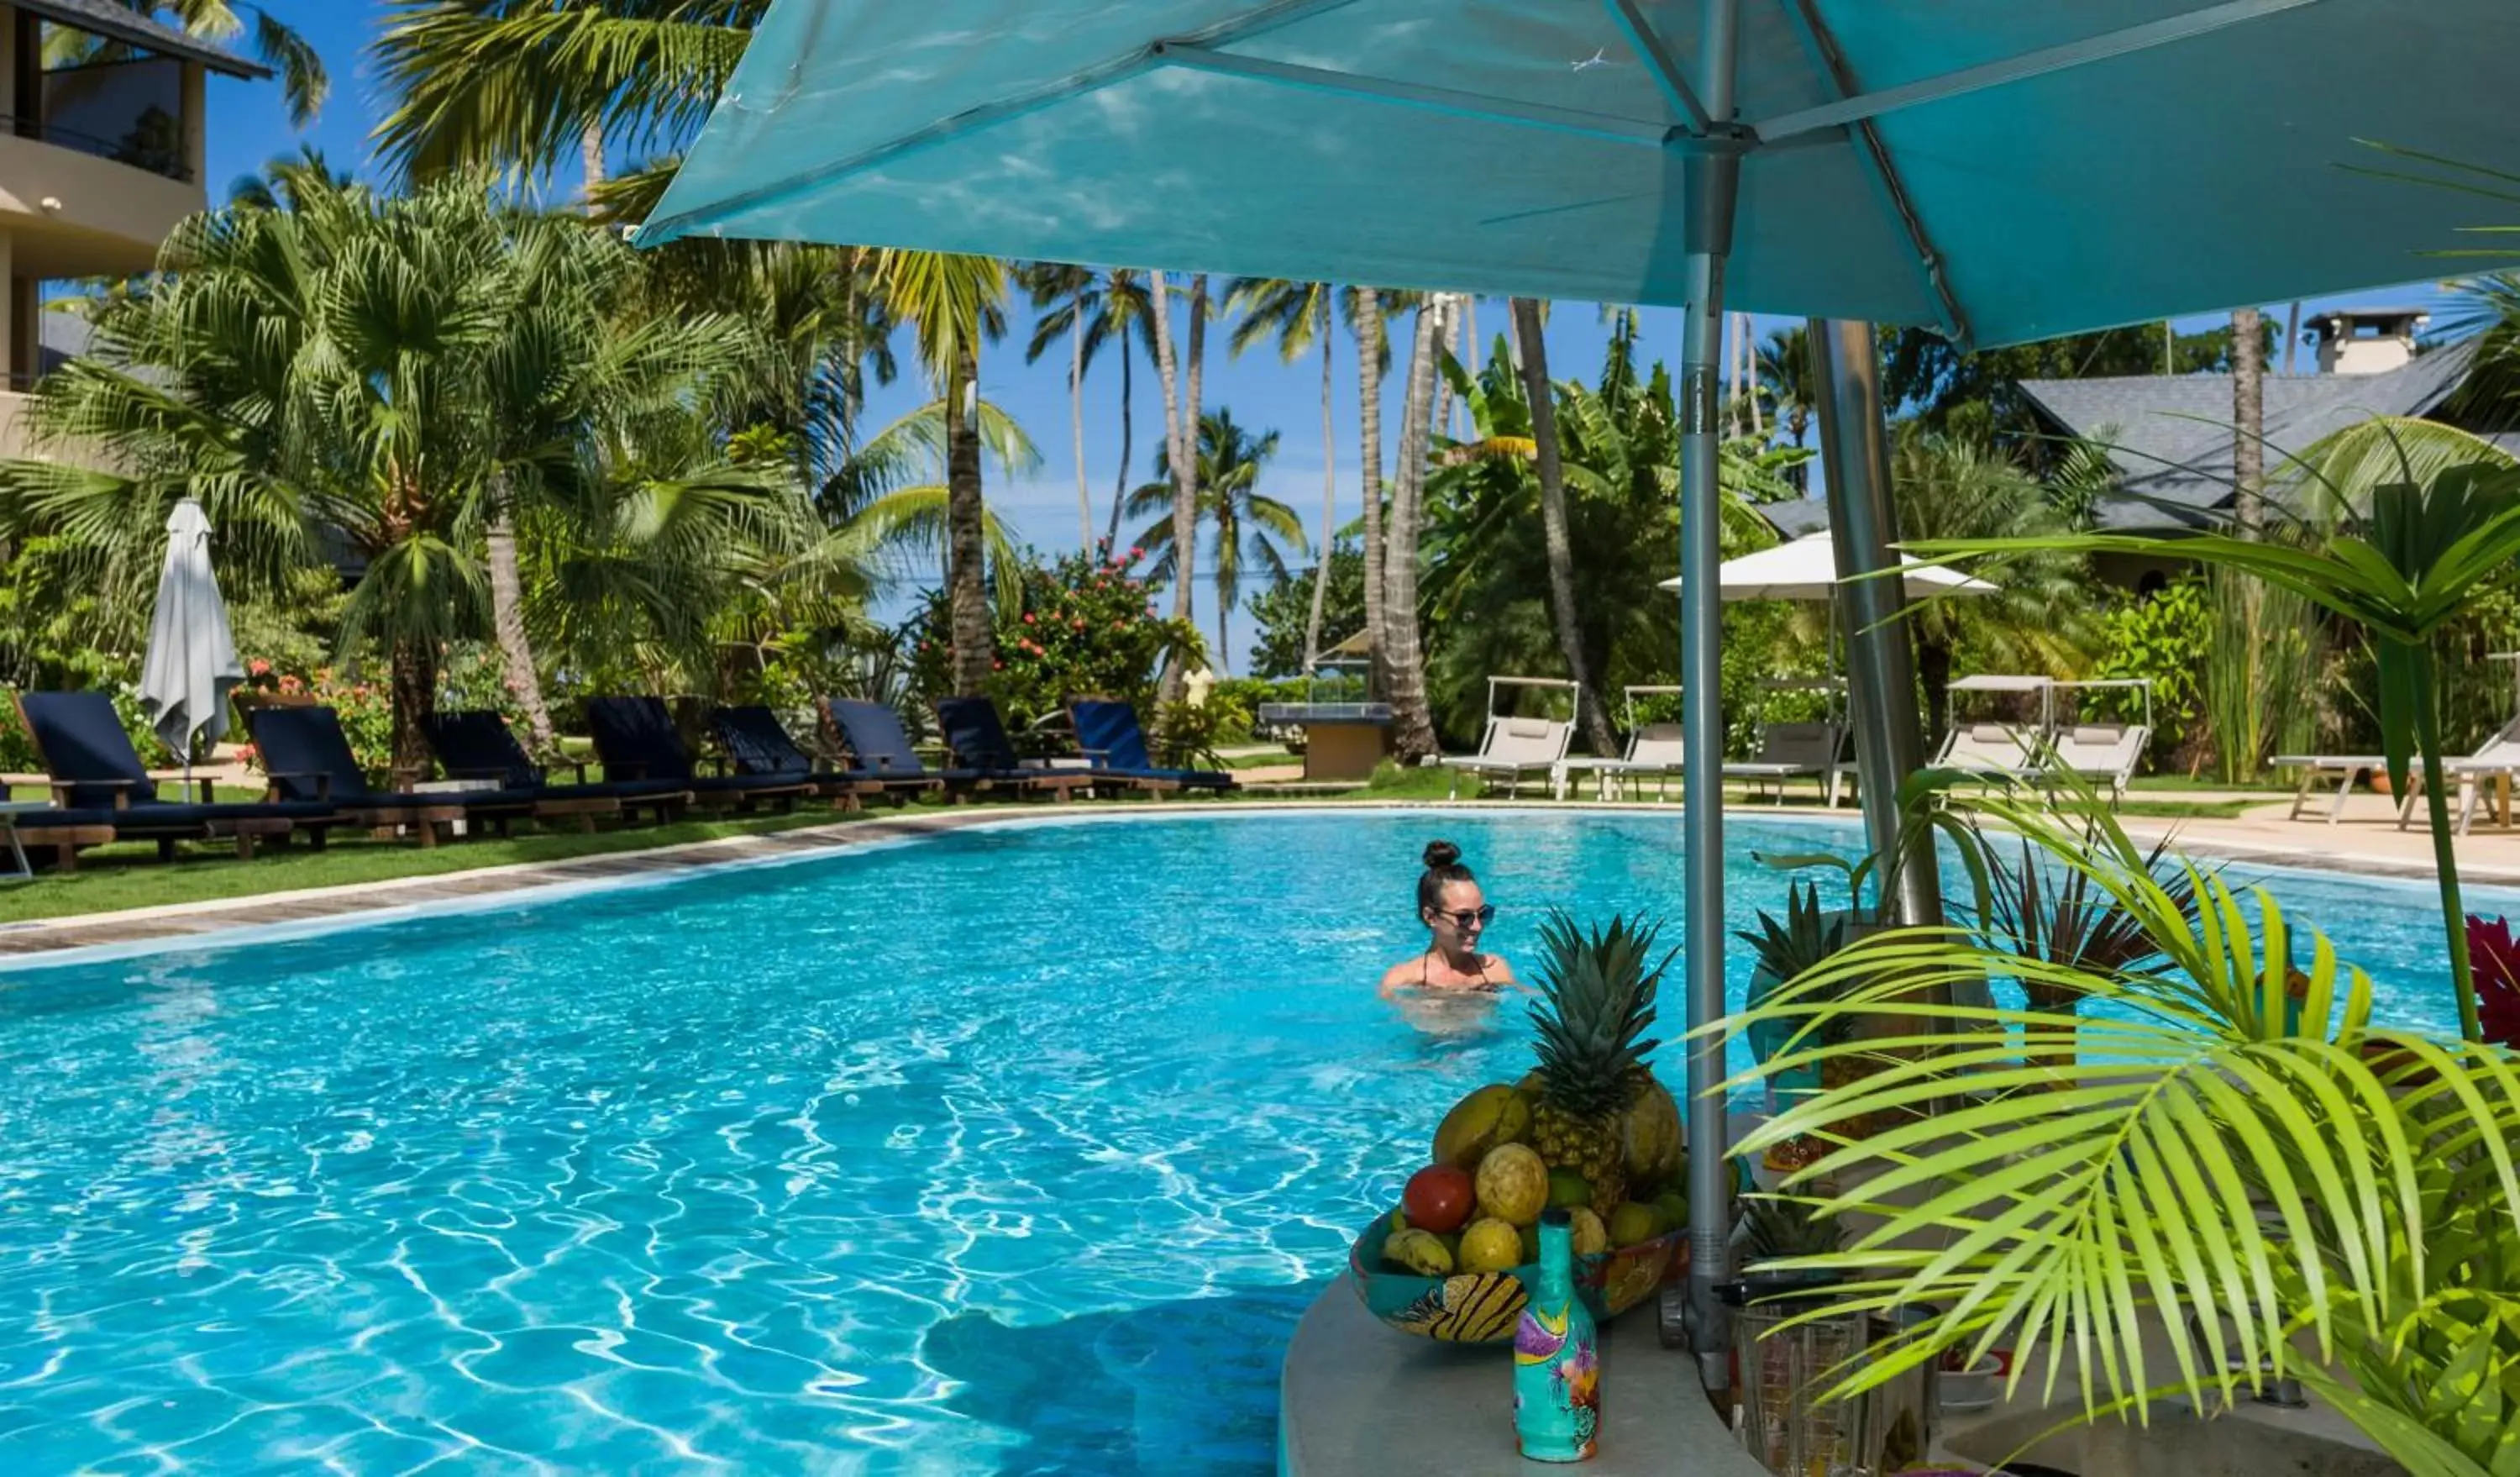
[248,658,271,677]
[1022,612,1037,625]
[993,660,1005,670]
[1130,545,1145,560]
[278,675,304,694]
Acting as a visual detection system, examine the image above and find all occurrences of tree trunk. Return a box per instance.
[580,124,605,197]
[389,637,438,784]
[485,493,557,755]
[1106,330,1133,551]
[1381,303,1444,761]
[1150,270,1197,706]
[1070,308,1092,549]
[2282,300,2303,379]
[1357,287,1387,694]
[946,344,994,694]
[1514,297,1615,758]
[1741,313,1764,438]
[1302,297,1337,673]
[2233,306,2265,533]
[1919,639,1954,746]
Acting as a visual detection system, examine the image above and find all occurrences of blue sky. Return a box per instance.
[218,3,2467,671]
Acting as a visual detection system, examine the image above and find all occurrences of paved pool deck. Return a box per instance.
[1,792,2514,963]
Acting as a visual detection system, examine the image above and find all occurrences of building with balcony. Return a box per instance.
[0,0,262,460]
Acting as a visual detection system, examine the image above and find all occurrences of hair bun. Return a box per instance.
[1422,839,1462,871]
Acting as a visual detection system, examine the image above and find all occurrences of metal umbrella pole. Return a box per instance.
[1679,0,1745,1396]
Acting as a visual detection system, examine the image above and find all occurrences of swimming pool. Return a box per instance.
[0,809,2485,1471]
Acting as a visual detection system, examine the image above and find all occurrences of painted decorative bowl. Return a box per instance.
[1347,1217,1688,1344]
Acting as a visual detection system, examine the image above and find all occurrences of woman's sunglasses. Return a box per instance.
[1433,905,1497,929]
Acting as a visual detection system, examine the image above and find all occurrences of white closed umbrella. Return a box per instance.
[1657,534,1996,602]
[138,498,243,775]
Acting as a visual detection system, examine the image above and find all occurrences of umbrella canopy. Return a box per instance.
[138,498,243,762]
[643,1,2516,348]
[1659,533,1996,602]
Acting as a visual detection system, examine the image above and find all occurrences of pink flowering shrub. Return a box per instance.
[905,543,1204,741]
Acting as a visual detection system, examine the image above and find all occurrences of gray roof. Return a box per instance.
[1755,497,1833,539]
[2019,341,2476,531]
[28,0,269,81]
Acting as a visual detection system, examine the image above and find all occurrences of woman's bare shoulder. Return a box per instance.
[1483,954,1523,986]
[1378,955,1425,993]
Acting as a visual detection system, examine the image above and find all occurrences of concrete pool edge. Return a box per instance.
[0,798,2506,970]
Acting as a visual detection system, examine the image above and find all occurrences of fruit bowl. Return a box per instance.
[1347,1217,1688,1344]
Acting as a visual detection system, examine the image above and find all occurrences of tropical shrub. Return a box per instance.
[2090,576,2212,767]
[904,545,1201,738]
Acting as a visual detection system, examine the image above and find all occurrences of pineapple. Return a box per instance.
[1527,912,1671,1217]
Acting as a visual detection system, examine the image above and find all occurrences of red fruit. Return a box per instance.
[1404,1165,1475,1234]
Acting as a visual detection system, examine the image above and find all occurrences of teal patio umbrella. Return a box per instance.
[642,0,2520,1385]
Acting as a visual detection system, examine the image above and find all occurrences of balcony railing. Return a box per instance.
[0,109,190,182]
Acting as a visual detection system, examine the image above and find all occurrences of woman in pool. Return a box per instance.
[1379,840,1522,998]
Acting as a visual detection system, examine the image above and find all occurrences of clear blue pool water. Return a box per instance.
[0,809,2484,1472]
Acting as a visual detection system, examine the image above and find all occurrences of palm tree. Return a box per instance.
[370,0,754,197]
[0,174,801,771]
[1225,276,1340,670]
[1147,271,1212,702]
[1887,428,2098,742]
[1124,410,1306,674]
[1354,287,1389,689]
[1381,298,1448,760]
[868,251,1008,695]
[1509,297,1615,756]
[1017,261,1098,549]
[1756,326,1819,491]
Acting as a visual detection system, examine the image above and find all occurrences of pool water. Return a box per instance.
[0,810,2485,1472]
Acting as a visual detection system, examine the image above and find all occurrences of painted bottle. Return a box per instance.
[1514,1207,1600,1461]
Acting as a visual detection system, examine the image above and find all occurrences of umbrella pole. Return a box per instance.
[1679,0,1744,1398]
[1811,318,1941,931]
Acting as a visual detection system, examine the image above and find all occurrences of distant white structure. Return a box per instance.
[2307,306,2431,376]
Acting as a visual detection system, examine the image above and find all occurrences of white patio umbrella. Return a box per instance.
[137,498,243,775]
[1656,533,1996,602]
[639,0,2520,1386]
[1662,533,1995,715]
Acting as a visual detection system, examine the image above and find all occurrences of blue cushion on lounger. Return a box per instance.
[822,699,974,783]
[1070,699,1236,790]
[933,696,1034,775]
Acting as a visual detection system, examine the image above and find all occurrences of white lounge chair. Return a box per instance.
[1562,722,1688,801]
[2274,752,2391,824]
[1443,714,1572,799]
[1934,721,2041,782]
[2049,723,2149,802]
[2391,714,2520,835]
[1725,722,1850,806]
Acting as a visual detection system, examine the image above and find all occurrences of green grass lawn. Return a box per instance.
[0,806,878,925]
[2126,773,2297,794]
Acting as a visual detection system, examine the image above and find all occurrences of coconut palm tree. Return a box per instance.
[1017,262,1100,549]
[1354,286,1389,691]
[1147,271,1212,702]
[867,251,1008,696]
[1225,276,1340,670]
[1124,409,1307,674]
[1381,298,1448,759]
[1509,296,1615,756]
[1756,326,1819,490]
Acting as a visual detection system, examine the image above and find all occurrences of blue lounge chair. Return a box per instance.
[819,698,977,798]
[247,703,580,844]
[1068,698,1238,794]
[932,696,1103,800]
[422,710,688,826]
[584,696,816,811]
[15,690,341,859]
[708,705,890,807]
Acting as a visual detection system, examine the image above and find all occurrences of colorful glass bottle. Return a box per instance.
[1514,1208,1599,1461]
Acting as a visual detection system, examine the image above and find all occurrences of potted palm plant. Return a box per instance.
[1719,790,2520,1476]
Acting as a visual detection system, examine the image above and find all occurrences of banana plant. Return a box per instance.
[1909,444,2520,1043]
[1718,790,2520,1477]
